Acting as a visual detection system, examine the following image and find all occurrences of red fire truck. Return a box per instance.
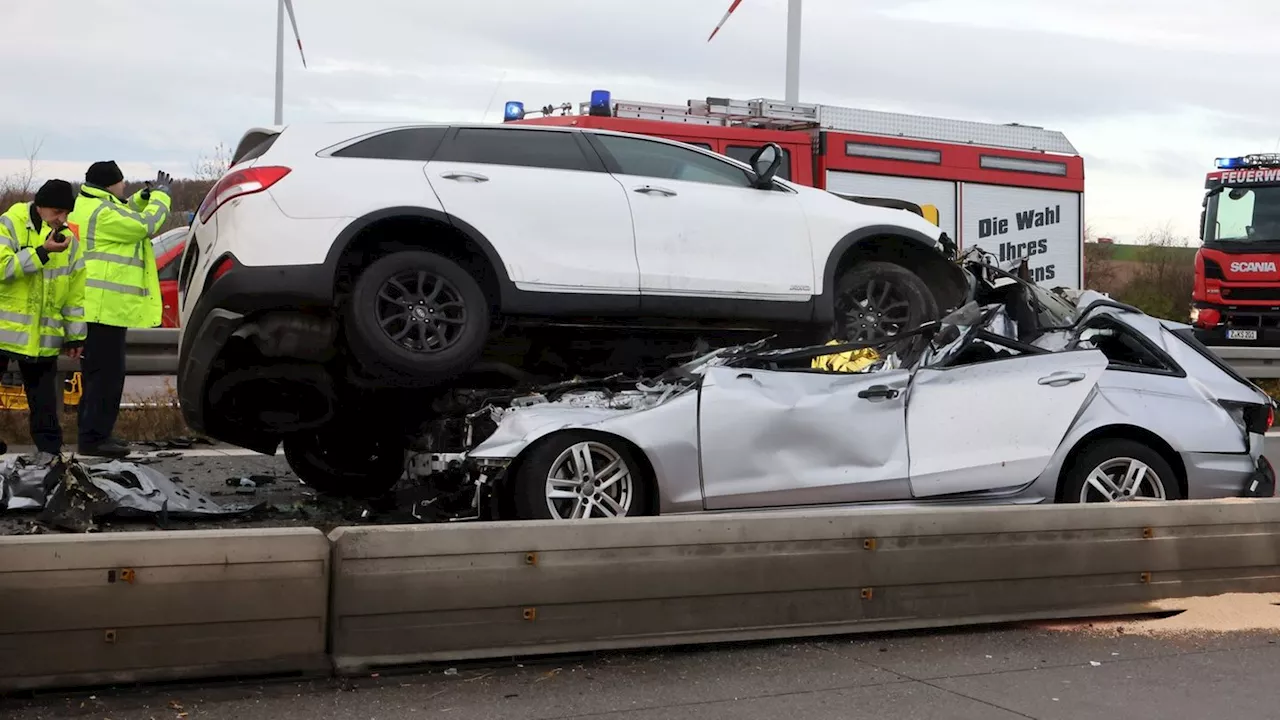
[1193,154,1280,345]
[507,93,1086,287]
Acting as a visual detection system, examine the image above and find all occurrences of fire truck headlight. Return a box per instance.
[1190,307,1200,324]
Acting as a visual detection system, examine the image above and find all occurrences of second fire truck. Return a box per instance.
[1194,154,1280,345]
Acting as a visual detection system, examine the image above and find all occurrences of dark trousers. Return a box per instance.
[6,356,62,454]
[78,322,128,447]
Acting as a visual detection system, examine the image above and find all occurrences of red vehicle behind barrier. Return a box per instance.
[1193,155,1280,345]
[152,226,187,328]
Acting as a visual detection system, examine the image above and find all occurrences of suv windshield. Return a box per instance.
[1204,183,1280,244]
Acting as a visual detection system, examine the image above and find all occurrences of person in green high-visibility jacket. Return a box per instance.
[0,179,86,456]
[66,161,171,459]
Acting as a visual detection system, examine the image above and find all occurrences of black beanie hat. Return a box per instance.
[85,160,124,187]
[33,179,76,212]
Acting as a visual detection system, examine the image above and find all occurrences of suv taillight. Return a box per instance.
[197,166,291,224]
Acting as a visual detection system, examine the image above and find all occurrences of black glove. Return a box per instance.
[142,170,173,200]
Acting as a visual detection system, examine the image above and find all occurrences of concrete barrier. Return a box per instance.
[0,527,330,692]
[327,500,1280,673]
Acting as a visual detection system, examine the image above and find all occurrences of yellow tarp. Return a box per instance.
[811,342,881,373]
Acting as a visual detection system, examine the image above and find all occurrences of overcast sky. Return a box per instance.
[2,0,1275,243]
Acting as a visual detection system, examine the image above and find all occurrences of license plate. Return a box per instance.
[1227,329,1259,341]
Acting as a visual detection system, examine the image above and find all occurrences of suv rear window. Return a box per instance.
[435,128,594,172]
[333,127,447,162]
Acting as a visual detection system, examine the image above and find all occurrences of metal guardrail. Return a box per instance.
[3,499,1280,691]
[0,527,330,692]
[56,328,180,376]
[1206,346,1280,379]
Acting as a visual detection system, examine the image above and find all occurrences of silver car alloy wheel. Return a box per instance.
[1080,457,1166,502]
[545,441,634,520]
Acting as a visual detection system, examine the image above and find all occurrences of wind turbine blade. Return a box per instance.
[284,0,307,67]
[707,0,744,42]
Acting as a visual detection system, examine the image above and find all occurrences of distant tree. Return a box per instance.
[1082,222,1122,294]
[191,142,232,182]
[1121,222,1195,321]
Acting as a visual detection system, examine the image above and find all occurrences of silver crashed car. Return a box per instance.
[450,263,1277,521]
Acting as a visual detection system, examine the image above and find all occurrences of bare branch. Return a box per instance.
[191,142,233,182]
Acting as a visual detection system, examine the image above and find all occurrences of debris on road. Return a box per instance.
[0,455,257,532]
[1029,593,1280,636]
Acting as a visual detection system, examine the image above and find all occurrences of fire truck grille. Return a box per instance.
[1220,286,1280,301]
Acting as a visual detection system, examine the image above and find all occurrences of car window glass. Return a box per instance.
[725,144,792,181]
[436,128,593,171]
[595,135,753,188]
[1075,317,1175,373]
[157,254,180,281]
[332,127,447,162]
[151,230,185,257]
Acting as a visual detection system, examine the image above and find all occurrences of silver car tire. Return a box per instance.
[1059,438,1181,503]
[510,432,653,521]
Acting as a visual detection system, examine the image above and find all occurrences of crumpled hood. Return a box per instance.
[468,405,633,460]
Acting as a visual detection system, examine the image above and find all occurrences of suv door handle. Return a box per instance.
[857,385,899,401]
[440,171,489,183]
[1038,371,1087,387]
[633,185,677,197]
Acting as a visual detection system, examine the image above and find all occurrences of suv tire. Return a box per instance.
[346,250,489,381]
[834,261,938,343]
[283,422,406,498]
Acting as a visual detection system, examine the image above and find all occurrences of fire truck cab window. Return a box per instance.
[724,145,792,181]
[1208,185,1280,242]
[593,135,755,188]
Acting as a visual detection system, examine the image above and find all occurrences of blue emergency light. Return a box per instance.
[1216,153,1280,169]
[588,89,612,117]
[503,101,525,122]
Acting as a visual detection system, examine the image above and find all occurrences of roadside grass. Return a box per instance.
[1257,379,1280,405]
[0,378,190,446]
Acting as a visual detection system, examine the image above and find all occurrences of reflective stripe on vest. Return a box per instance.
[39,334,62,349]
[0,329,29,346]
[0,309,32,325]
[0,216,16,247]
[63,306,85,318]
[66,321,87,337]
[84,250,144,268]
[107,200,166,236]
[86,278,148,296]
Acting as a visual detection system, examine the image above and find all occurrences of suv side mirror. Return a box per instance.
[748,143,783,189]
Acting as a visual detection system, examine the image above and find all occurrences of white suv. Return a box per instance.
[176,123,968,488]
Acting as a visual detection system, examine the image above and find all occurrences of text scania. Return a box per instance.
[1230,261,1279,273]
[977,204,1061,283]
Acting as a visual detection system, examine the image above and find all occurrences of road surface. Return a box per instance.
[2,609,1279,719]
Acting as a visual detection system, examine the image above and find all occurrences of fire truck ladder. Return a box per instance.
[595,96,1078,155]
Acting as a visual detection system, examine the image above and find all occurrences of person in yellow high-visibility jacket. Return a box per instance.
[0,180,86,455]
[66,161,171,458]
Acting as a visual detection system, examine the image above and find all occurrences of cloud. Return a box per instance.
[1,0,1271,241]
